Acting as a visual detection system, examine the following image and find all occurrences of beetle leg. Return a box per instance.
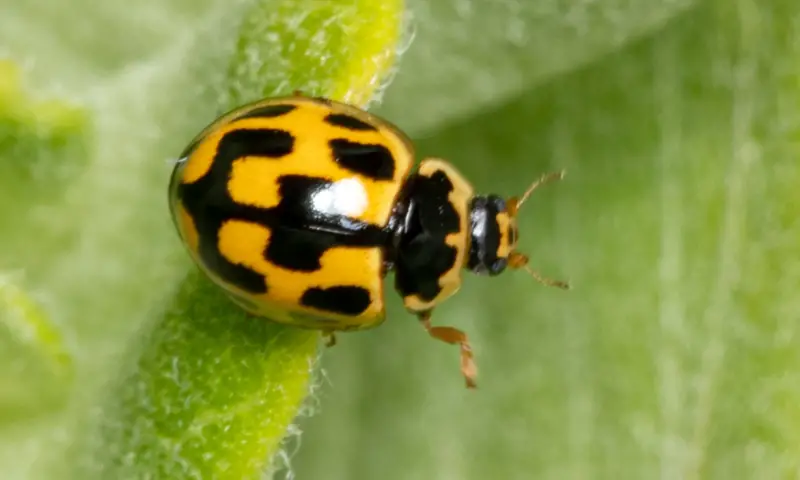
[322,331,337,348]
[418,310,477,389]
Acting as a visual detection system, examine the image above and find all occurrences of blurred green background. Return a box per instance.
[2,0,799,478]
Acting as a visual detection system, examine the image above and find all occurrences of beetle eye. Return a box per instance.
[490,258,508,276]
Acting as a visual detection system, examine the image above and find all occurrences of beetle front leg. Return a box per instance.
[417,310,477,389]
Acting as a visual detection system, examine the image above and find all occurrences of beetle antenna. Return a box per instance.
[507,170,566,216]
[508,252,570,290]
[521,264,571,289]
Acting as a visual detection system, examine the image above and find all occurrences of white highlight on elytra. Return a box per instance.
[311,178,368,217]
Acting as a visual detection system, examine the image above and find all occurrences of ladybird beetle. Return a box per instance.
[168,93,569,388]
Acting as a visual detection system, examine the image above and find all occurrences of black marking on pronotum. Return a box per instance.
[329,139,395,180]
[236,104,298,120]
[394,169,462,304]
[217,129,295,160]
[300,286,372,315]
[324,113,378,131]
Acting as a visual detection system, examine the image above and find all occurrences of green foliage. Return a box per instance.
[2,0,800,479]
[0,0,402,477]
[228,0,402,106]
[0,276,72,422]
[296,1,800,479]
[72,273,319,478]
[0,61,88,271]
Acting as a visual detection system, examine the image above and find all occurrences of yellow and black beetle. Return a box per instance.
[169,93,568,388]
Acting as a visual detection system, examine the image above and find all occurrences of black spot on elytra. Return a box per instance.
[329,139,395,180]
[178,127,294,295]
[175,125,391,315]
[264,227,337,271]
[394,170,463,304]
[202,250,268,294]
[301,286,372,315]
[263,175,386,271]
[236,104,297,120]
[178,105,296,159]
[274,175,388,242]
[324,113,377,131]
[217,129,294,160]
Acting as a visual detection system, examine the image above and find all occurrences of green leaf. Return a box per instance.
[378,0,697,133]
[0,0,223,83]
[56,0,405,478]
[72,272,319,479]
[0,60,89,273]
[228,0,403,106]
[0,276,72,422]
[5,0,798,479]
[295,1,800,479]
